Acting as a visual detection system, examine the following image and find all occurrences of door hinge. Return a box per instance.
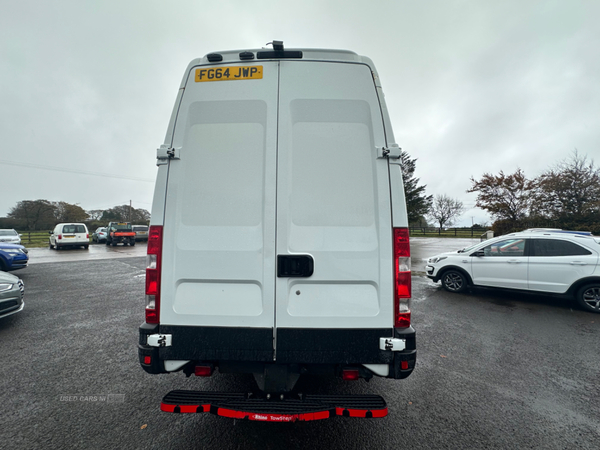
[157,145,180,166]
[147,334,172,347]
[379,337,406,351]
[377,143,402,159]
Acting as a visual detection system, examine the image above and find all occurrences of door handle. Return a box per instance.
[570,261,587,265]
[277,255,314,277]
[506,260,522,264]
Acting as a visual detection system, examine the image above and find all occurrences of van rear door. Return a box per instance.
[274,61,394,363]
[159,61,279,361]
[160,58,394,364]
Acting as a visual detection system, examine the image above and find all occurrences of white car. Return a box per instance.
[0,229,22,245]
[49,223,89,250]
[426,229,600,313]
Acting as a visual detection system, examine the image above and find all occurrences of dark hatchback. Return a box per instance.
[0,243,29,271]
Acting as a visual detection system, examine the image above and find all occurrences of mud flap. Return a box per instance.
[161,390,388,422]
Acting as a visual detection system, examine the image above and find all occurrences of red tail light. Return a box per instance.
[145,225,163,324]
[342,369,360,381]
[58,234,62,240]
[86,233,89,239]
[194,365,213,377]
[393,228,411,328]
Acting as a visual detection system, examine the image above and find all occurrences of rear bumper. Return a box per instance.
[138,323,416,380]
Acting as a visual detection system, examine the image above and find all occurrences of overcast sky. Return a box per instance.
[1,0,599,226]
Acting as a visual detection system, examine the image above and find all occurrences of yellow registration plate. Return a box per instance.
[195,66,263,82]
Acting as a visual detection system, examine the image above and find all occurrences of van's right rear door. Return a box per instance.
[273,61,395,364]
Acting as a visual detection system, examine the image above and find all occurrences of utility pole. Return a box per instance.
[129,200,132,222]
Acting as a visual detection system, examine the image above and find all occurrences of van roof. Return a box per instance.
[181,45,380,88]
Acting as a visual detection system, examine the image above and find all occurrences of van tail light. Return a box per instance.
[342,369,360,381]
[393,228,411,328]
[145,225,163,324]
[58,235,62,240]
[86,233,89,239]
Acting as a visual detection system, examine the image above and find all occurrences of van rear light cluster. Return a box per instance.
[393,228,411,328]
[342,369,360,381]
[194,365,213,377]
[145,225,163,324]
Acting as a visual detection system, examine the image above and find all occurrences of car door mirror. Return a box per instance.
[49,231,53,235]
[472,250,485,257]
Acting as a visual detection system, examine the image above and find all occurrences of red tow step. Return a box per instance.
[161,390,388,422]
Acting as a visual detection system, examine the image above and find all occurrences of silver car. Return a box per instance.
[132,225,149,242]
[0,229,22,245]
[92,227,108,243]
[0,271,24,319]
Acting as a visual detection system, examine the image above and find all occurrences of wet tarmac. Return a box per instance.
[27,241,147,264]
[410,236,480,274]
[4,236,599,449]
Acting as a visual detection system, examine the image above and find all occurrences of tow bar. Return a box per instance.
[161,390,388,422]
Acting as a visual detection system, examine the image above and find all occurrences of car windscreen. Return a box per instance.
[133,226,148,231]
[113,223,132,231]
[0,230,17,236]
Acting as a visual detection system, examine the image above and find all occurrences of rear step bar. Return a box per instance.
[161,390,387,422]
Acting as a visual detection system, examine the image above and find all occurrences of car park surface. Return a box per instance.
[1,238,598,449]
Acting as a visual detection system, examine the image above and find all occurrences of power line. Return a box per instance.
[0,159,155,183]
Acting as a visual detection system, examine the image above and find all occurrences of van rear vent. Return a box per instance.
[207,53,223,62]
[239,51,255,60]
[257,50,303,59]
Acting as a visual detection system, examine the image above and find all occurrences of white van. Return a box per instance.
[49,223,89,250]
[139,42,416,421]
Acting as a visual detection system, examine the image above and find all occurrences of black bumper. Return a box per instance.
[139,323,416,379]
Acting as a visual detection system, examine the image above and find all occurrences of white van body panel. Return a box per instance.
[149,48,414,370]
[275,61,393,329]
[158,57,398,333]
[160,61,278,328]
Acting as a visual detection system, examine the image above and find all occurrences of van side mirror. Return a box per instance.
[472,250,484,257]
[49,231,53,235]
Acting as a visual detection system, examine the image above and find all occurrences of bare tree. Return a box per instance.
[7,200,56,230]
[534,150,600,220]
[467,168,536,221]
[86,209,105,221]
[428,195,465,231]
[53,201,88,222]
[101,205,150,223]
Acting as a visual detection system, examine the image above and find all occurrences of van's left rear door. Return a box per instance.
[159,61,279,362]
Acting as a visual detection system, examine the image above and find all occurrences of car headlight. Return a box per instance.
[0,283,13,292]
[1,249,21,255]
[428,256,447,264]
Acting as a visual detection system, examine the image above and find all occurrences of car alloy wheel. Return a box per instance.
[441,270,467,293]
[578,285,600,313]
